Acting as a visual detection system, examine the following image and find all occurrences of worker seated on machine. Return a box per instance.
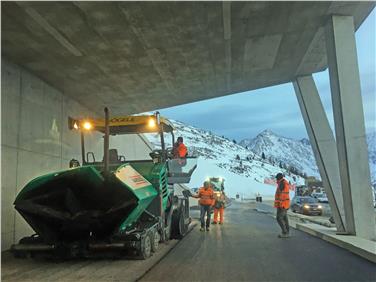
[170,137,188,174]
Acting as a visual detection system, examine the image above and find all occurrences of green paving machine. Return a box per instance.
[208,177,225,199]
[11,109,197,259]
[209,177,225,192]
[208,177,231,208]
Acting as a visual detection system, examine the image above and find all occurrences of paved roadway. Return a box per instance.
[255,201,334,227]
[140,202,375,282]
[1,240,179,282]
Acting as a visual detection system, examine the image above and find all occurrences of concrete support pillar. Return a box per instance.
[293,75,346,233]
[325,15,375,240]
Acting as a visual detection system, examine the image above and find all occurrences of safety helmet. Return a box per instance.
[275,173,284,180]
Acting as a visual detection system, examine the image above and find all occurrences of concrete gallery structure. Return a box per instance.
[1,1,375,250]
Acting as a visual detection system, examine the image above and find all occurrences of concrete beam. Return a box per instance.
[325,15,375,240]
[16,3,82,57]
[222,2,231,40]
[2,2,374,115]
[293,75,345,233]
[223,2,232,92]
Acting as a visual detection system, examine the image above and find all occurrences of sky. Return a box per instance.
[157,10,376,142]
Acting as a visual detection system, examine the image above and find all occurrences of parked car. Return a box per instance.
[291,196,323,216]
[311,192,328,203]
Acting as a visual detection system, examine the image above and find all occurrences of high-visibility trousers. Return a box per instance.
[213,207,224,223]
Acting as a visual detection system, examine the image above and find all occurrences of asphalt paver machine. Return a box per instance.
[209,177,231,207]
[11,109,197,259]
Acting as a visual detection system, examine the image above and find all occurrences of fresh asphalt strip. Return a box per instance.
[135,222,198,282]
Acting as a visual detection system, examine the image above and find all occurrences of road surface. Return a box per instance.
[140,202,375,282]
[1,240,179,282]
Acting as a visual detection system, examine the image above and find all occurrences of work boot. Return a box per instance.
[206,227,210,231]
[219,222,223,225]
[278,233,290,238]
[212,222,217,225]
[200,227,205,232]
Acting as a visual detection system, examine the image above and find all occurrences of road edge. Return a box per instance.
[254,204,376,264]
[296,223,376,264]
[134,222,197,282]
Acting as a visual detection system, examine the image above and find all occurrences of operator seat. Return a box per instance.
[109,149,120,163]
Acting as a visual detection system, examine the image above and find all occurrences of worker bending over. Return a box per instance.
[212,190,226,225]
[193,181,214,231]
[274,173,290,238]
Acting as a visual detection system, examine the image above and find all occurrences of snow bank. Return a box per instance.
[188,158,277,200]
[143,117,300,200]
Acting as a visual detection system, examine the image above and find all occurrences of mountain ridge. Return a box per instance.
[143,115,375,196]
[144,119,305,198]
[240,129,376,184]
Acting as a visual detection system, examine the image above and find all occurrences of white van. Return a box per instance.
[311,192,328,203]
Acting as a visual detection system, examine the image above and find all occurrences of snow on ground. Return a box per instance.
[189,158,288,200]
[144,117,301,199]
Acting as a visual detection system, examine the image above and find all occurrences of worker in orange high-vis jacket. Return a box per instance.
[274,173,290,238]
[172,137,188,170]
[192,181,214,231]
[212,190,226,225]
[173,137,188,158]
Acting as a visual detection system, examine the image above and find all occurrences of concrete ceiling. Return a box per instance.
[2,1,375,115]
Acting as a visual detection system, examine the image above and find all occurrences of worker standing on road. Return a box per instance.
[274,173,290,238]
[192,181,214,231]
[212,190,226,225]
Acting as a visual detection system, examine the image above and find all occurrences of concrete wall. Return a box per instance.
[1,58,154,251]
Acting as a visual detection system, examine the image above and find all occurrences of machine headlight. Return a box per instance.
[318,205,322,209]
[83,121,92,130]
[148,118,156,128]
[73,122,79,130]
[304,205,310,209]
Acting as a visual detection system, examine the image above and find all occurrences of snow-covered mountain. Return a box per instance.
[144,121,304,199]
[240,129,376,185]
[239,130,319,177]
[367,132,376,184]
